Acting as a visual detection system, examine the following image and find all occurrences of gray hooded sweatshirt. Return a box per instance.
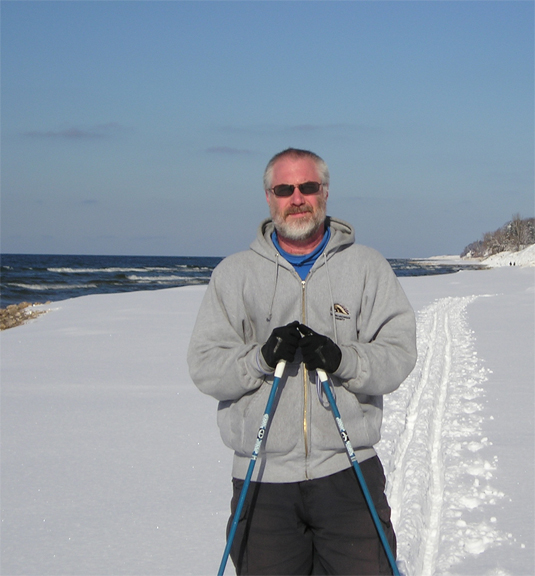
[187,217,417,483]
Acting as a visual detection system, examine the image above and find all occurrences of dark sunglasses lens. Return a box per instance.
[272,182,321,197]
[272,184,295,197]
[299,182,321,195]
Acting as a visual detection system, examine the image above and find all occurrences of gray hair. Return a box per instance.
[263,148,330,191]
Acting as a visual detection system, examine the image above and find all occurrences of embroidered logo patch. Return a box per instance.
[332,303,351,321]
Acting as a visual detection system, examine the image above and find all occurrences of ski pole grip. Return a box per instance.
[317,368,329,383]
[274,359,286,379]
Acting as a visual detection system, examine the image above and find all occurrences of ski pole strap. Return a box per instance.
[317,369,400,576]
[217,360,286,576]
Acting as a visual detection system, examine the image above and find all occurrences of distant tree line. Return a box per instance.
[462,214,535,258]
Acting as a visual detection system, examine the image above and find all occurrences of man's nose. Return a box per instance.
[290,188,306,204]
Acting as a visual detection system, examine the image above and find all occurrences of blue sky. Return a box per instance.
[2,1,533,258]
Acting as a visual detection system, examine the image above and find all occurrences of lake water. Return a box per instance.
[0,253,484,308]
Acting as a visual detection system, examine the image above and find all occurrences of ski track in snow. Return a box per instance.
[377,296,512,576]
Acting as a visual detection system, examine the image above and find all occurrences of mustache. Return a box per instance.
[285,206,313,216]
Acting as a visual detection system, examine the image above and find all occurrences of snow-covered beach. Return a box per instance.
[1,266,533,576]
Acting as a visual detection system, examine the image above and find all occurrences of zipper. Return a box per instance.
[301,280,309,464]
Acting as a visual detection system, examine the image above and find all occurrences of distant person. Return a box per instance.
[188,148,417,575]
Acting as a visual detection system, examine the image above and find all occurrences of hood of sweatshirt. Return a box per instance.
[249,216,356,328]
[250,216,356,263]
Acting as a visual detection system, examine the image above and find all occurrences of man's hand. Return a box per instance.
[298,324,342,373]
[261,321,302,369]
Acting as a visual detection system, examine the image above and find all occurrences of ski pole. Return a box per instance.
[317,368,400,576]
[217,360,286,576]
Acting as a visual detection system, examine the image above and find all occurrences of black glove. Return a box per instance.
[297,324,342,373]
[261,321,301,369]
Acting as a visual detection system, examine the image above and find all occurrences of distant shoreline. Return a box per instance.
[412,244,535,268]
[410,255,482,266]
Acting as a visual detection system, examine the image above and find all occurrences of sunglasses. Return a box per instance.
[270,181,322,198]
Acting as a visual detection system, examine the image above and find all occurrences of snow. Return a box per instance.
[414,245,535,269]
[1,267,534,575]
[480,245,535,268]
[413,255,476,265]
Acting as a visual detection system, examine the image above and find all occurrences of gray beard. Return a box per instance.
[272,206,326,241]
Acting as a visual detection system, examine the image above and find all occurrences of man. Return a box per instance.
[188,148,417,575]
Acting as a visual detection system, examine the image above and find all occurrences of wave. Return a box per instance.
[48,267,150,274]
[174,265,214,271]
[127,275,195,282]
[11,283,98,291]
[47,265,214,274]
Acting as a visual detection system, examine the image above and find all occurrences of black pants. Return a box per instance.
[228,457,396,575]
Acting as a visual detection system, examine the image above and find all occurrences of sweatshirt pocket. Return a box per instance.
[311,385,376,451]
[217,380,299,457]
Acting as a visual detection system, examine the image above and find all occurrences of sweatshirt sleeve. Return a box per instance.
[333,254,417,395]
[187,264,270,402]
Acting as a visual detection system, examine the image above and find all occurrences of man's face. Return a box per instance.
[265,156,328,241]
